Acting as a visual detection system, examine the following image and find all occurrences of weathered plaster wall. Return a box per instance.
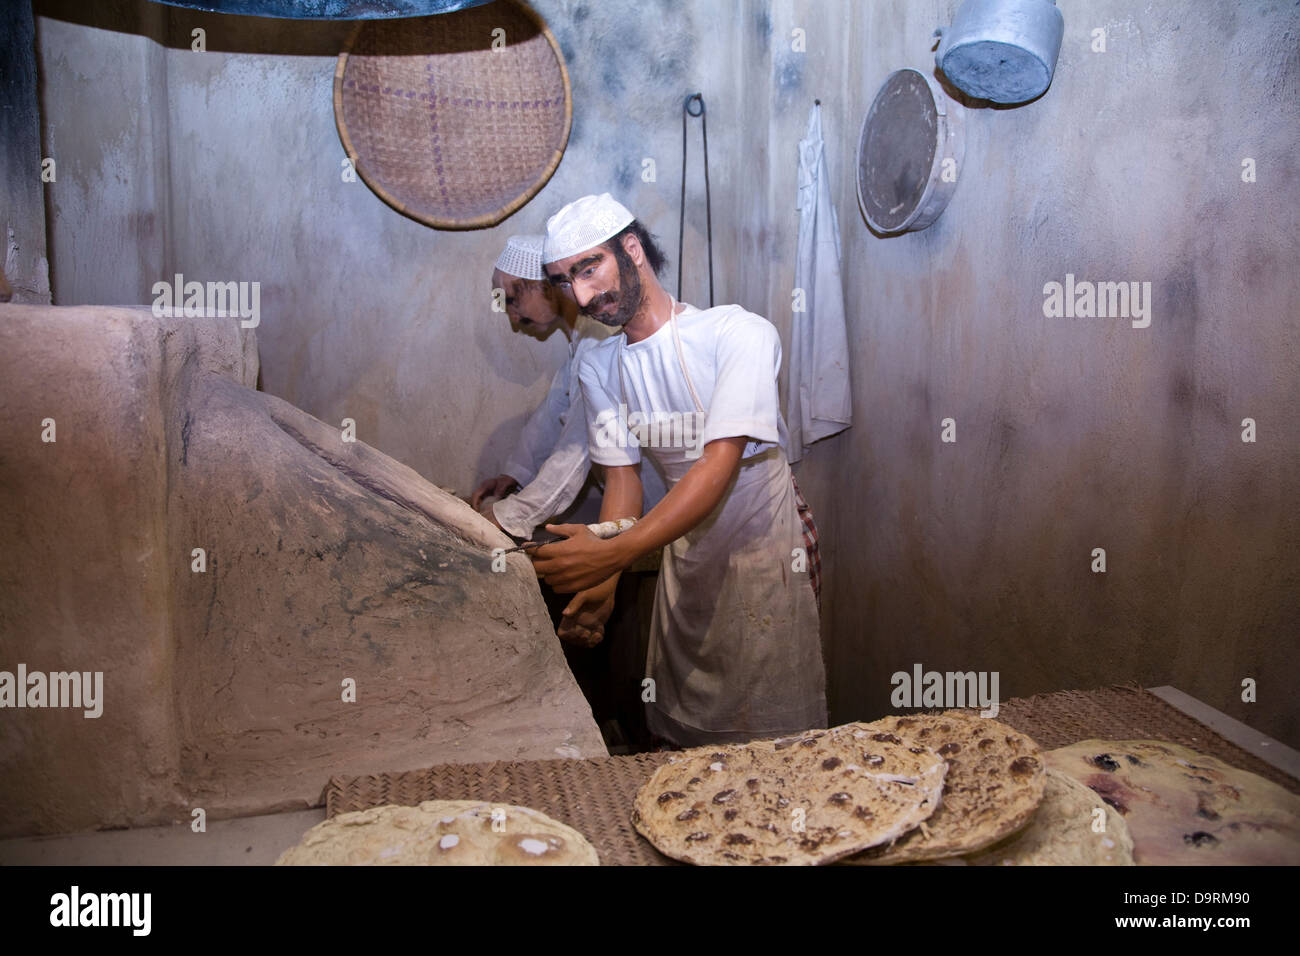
[1,1,52,303]
[33,0,760,494]
[779,0,1300,747]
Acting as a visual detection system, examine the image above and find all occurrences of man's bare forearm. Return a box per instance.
[607,437,744,567]
[532,440,747,592]
[599,464,643,523]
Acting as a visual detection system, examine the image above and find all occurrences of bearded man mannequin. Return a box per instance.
[531,194,826,747]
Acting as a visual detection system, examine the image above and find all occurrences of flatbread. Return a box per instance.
[276,800,599,865]
[846,710,1047,863]
[1047,739,1300,865]
[959,768,1134,865]
[632,725,947,865]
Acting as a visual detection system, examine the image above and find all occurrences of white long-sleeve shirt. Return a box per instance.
[493,318,665,538]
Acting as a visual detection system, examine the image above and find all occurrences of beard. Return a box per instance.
[581,243,643,328]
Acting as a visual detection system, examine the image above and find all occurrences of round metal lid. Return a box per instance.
[856,69,942,235]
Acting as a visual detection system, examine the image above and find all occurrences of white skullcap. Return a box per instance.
[494,234,545,280]
[543,193,635,264]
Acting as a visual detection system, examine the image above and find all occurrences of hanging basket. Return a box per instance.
[334,0,571,230]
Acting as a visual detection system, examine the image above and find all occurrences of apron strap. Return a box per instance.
[617,298,707,417]
[668,300,706,415]
[616,334,627,408]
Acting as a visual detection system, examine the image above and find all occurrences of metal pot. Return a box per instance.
[935,0,1065,104]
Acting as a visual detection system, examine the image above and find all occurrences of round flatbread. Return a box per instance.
[276,800,599,866]
[632,725,947,866]
[1046,739,1300,865]
[959,768,1134,865]
[846,710,1047,864]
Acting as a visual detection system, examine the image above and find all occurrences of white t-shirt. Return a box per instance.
[578,301,826,742]
[579,303,790,473]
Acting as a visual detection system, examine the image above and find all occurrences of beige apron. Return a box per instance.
[618,303,827,745]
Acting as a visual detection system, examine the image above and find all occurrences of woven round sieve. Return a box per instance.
[334,0,571,230]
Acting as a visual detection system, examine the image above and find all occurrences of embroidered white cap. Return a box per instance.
[494,234,546,280]
[543,193,635,264]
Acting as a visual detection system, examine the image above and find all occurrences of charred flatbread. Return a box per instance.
[632,725,947,865]
[846,710,1046,863]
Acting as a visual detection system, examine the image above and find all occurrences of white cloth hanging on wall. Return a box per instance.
[788,102,852,463]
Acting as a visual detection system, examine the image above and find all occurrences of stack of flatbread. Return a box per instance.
[631,723,949,865]
[276,800,599,866]
[634,710,1136,866]
[954,769,1132,866]
[844,711,1050,864]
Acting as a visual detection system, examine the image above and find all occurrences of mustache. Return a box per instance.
[580,290,619,316]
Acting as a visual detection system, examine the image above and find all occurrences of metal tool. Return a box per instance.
[677,93,714,308]
[502,517,637,553]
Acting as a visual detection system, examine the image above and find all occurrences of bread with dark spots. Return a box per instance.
[959,769,1134,865]
[844,710,1047,864]
[632,726,947,865]
[1047,739,1300,865]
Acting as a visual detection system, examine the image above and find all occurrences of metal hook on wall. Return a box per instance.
[678,92,714,307]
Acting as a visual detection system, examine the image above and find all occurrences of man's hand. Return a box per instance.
[529,523,628,593]
[557,575,618,647]
[477,500,504,530]
[471,474,520,510]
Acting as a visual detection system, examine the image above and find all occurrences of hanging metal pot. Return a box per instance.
[935,0,1065,104]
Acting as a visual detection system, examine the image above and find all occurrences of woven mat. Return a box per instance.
[334,0,571,229]
[324,685,1299,865]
